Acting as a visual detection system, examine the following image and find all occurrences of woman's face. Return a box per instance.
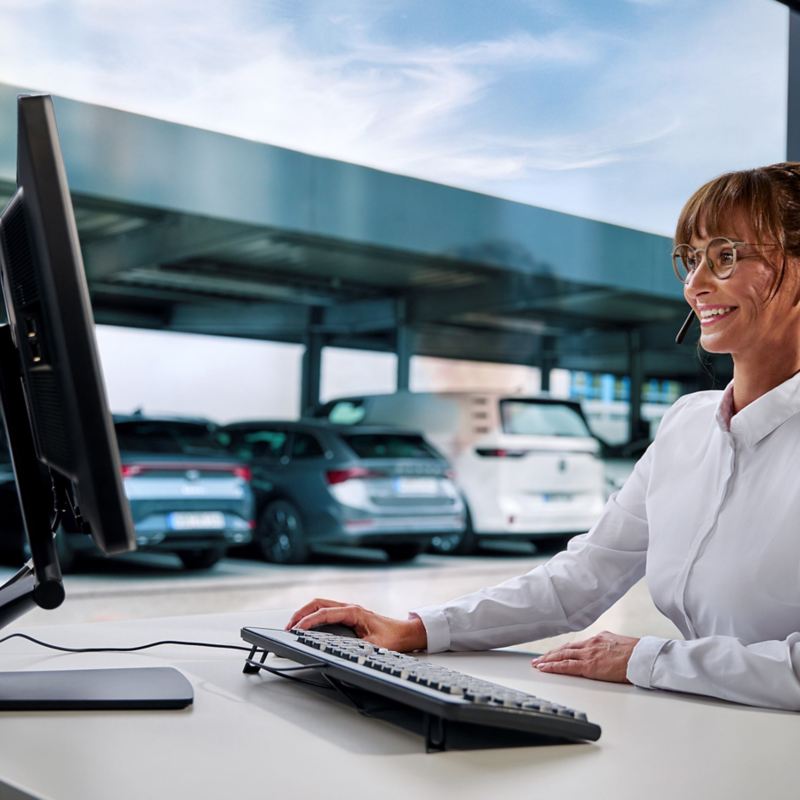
[682,213,800,359]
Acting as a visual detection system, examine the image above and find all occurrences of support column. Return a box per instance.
[538,336,556,393]
[627,329,644,442]
[300,308,324,416]
[395,300,411,391]
[788,9,800,160]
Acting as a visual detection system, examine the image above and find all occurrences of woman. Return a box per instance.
[287,163,800,711]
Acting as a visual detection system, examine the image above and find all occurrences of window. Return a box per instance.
[499,401,591,438]
[342,434,439,460]
[114,421,229,456]
[325,400,366,425]
[230,429,288,460]
[290,433,325,459]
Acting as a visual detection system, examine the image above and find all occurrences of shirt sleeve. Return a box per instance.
[412,443,653,653]
[627,633,800,711]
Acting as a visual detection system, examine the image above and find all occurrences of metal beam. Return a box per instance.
[318,297,397,334]
[408,273,565,324]
[168,301,309,339]
[81,214,264,281]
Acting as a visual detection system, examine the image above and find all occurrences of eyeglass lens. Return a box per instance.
[673,238,737,282]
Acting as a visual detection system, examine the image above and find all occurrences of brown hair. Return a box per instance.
[675,163,800,297]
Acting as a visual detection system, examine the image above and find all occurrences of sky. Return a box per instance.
[0,0,789,235]
[0,0,792,419]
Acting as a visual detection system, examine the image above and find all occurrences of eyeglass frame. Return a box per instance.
[671,237,781,284]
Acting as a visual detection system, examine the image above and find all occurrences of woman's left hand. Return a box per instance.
[531,631,640,683]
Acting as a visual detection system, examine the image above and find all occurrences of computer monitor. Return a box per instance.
[0,94,191,709]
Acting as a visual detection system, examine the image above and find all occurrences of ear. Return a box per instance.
[787,257,800,306]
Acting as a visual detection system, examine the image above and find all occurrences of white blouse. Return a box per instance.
[413,372,800,710]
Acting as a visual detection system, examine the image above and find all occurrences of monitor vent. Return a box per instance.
[29,370,74,472]
[3,197,40,309]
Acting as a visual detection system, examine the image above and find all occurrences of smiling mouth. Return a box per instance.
[698,306,737,327]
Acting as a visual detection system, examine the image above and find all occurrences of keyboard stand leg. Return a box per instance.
[243,645,268,675]
[423,714,447,753]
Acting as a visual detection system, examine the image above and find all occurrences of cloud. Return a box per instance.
[0,0,788,235]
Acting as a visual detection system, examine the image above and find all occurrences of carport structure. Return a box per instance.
[0,82,722,441]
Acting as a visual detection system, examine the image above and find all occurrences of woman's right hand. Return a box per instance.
[285,598,428,652]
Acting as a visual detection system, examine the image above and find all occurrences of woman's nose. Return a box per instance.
[684,254,714,295]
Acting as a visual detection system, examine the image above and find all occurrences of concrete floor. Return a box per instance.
[0,543,681,655]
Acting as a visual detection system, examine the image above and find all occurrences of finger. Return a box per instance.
[532,648,587,665]
[532,644,590,665]
[534,658,587,677]
[294,605,366,634]
[285,598,348,630]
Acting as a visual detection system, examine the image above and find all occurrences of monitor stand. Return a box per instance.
[0,666,193,710]
[0,324,194,711]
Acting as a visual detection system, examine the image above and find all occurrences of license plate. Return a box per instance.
[541,493,574,503]
[393,477,440,496]
[168,511,226,530]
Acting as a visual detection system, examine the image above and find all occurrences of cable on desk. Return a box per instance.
[0,630,284,655]
[0,628,359,688]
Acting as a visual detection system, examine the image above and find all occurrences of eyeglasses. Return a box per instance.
[671,237,779,284]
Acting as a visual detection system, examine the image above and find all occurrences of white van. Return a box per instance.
[314,391,606,553]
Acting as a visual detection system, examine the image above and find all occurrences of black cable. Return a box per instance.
[0,631,253,654]
[0,626,299,655]
[244,658,334,688]
[1,629,339,688]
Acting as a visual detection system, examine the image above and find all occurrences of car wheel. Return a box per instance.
[257,500,309,564]
[428,506,477,556]
[178,548,224,570]
[383,543,423,562]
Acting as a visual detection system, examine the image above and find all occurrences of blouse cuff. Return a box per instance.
[627,635,670,688]
[409,607,451,653]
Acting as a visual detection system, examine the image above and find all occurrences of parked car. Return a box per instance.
[0,415,255,570]
[218,420,465,564]
[314,392,606,554]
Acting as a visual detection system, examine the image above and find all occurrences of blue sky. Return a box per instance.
[0,0,789,235]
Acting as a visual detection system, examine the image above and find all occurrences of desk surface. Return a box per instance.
[0,609,795,800]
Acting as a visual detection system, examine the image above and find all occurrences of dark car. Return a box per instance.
[0,415,255,570]
[219,420,466,564]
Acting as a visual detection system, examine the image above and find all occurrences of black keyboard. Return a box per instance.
[241,627,601,751]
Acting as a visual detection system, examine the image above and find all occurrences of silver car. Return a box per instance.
[219,420,465,563]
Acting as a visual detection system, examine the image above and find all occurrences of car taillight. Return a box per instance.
[121,464,142,477]
[325,467,381,485]
[475,448,529,458]
[233,466,252,481]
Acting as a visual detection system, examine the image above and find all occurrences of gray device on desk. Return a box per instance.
[0,94,192,710]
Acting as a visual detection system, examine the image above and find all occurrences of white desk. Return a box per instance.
[0,609,795,800]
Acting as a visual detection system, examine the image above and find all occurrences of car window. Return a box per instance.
[325,400,365,425]
[499,401,591,437]
[341,434,438,460]
[290,433,325,459]
[114,421,229,455]
[229,429,288,460]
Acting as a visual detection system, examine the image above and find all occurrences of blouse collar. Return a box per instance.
[715,370,800,446]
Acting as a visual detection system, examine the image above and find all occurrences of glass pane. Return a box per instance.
[342,434,438,460]
[326,400,366,425]
[499,401,591,438]
[290,433,324,459]
[233,430,288,460]
[114,421,228,456]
